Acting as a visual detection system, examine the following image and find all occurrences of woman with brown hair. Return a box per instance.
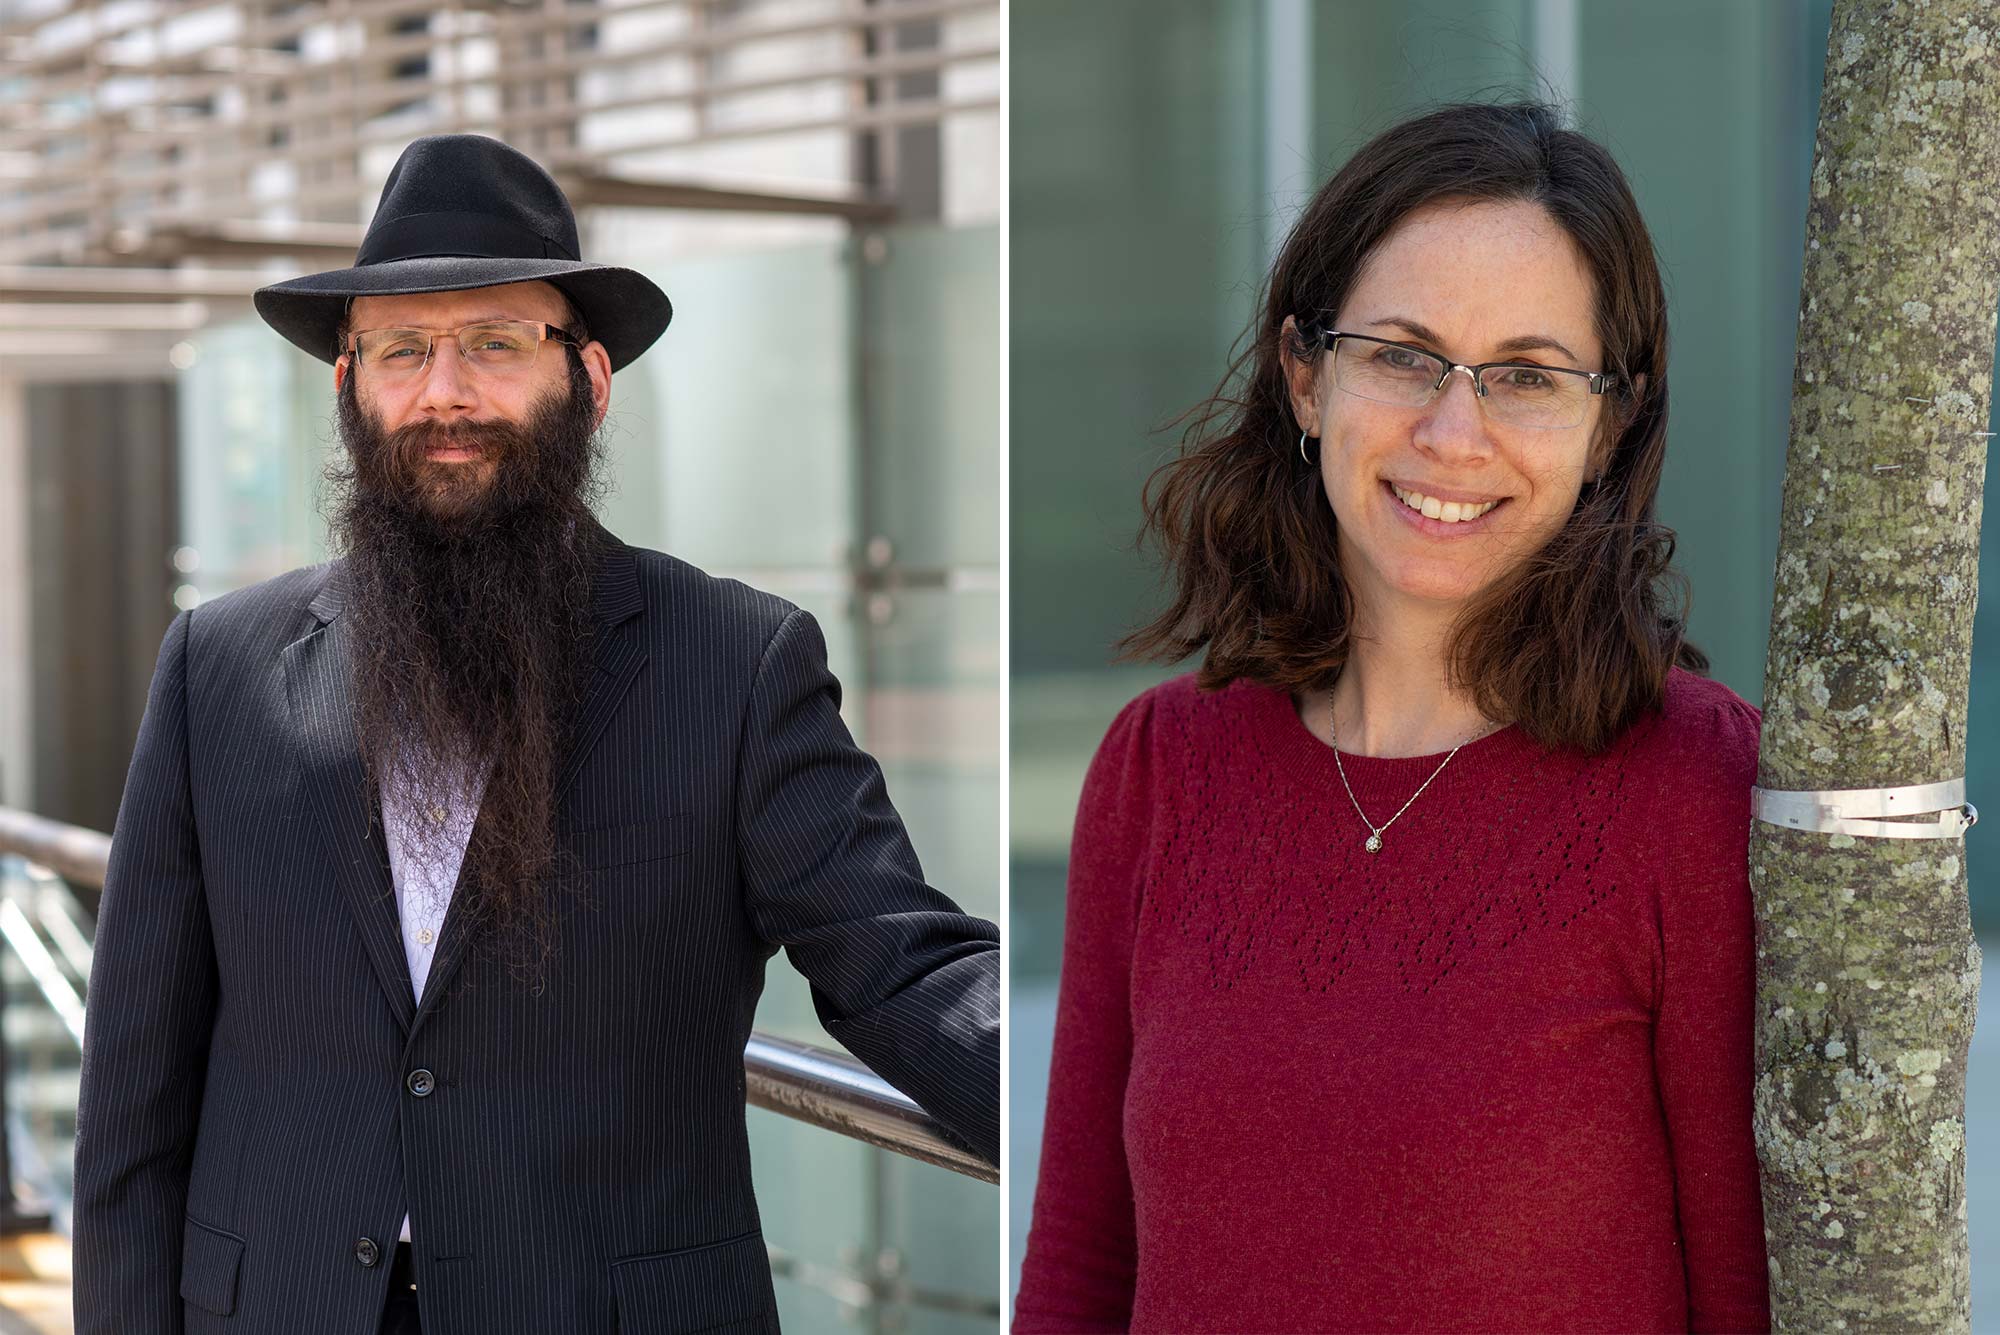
[1012,101,1771,1334]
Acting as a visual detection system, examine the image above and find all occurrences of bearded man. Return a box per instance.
[71,134,999,1335]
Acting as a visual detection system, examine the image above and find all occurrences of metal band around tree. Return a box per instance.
[1751,777,1978,840]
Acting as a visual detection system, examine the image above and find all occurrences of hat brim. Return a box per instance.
[252,255,672,373]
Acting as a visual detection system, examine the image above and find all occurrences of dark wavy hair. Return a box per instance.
[1121,100,1704,754]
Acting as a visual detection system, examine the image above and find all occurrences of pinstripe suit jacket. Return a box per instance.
[71,532,1001,1335]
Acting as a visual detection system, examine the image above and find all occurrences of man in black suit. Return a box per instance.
[71,133,999,1335]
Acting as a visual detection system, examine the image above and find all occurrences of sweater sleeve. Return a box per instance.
[1012,691,1161,1333]
[1651,686,1772,1334]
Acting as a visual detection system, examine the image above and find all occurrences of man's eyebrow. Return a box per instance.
[1364,316,1582,364]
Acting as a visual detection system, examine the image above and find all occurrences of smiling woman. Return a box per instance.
[1012,102,1773,1334]
[1290,198,1617,677]
[1125,107,1699,760]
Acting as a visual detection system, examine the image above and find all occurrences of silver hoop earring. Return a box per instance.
[1299,430,1318,466]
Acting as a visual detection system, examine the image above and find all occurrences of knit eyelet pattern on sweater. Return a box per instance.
[1014,667,1772,1335]
[1153,692,1639,998]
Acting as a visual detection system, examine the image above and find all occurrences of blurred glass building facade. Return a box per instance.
[0,0,999,1329]
[1008,0,2000,1320]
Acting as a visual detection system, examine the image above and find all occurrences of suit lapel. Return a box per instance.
[411,535,649,1029]
[552,543,648,804]
[283,565,418,1032]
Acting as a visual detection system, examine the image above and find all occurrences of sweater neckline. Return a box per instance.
[1245,679,1535,807]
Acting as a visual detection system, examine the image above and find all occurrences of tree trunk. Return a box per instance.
[1754,2,2000,1329]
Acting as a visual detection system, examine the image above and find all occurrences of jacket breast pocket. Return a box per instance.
[610,1228,777,1334]
[180,1213,245,1316]
[566,814,693,871]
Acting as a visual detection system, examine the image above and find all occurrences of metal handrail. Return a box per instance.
[0,809,108,892]
[746,1034,993,1182]
[0,806,995,1184]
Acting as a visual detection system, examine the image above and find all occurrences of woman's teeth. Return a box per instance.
[1391,484,1499,524]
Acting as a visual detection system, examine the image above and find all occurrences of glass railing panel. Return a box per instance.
[0,856,86,1231]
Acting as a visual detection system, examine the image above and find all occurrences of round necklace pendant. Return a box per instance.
[1364,832,1383,853]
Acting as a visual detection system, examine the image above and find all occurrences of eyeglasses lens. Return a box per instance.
[356,321,544,379]
[1331,339,1588,429]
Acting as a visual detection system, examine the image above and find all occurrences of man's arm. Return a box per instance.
[73,610,219,1334]
[734,607,999,1165]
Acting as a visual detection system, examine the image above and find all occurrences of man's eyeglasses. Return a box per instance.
[345,319,580,381]
[1316,329,1616,430]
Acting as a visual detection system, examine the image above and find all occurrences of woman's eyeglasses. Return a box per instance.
[1317,329,1616,430]
[345,319,579,381]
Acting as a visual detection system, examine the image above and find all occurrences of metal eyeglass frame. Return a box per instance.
[1317,328,1617,428]
[343,319,582,377]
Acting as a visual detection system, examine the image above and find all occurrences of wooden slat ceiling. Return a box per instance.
[0,0,996,345]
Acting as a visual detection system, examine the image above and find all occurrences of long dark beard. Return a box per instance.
[328,356,605,982]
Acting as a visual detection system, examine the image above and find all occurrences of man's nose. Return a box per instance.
[413,337,479,414]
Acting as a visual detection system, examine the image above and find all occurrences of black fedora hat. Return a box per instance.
[253,134,672,372]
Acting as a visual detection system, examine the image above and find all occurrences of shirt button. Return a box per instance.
[429,805,447,824]
[355,1236,381,1268]
[407,1068,436,1098]
[415,928,434,945]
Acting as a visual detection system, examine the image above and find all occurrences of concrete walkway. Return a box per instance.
[0,1233,68,1335]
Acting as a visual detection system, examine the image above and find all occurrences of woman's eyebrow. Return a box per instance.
[1365,316,1581,363]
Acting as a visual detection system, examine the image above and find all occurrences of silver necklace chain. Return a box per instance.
[1327,692,1487,854]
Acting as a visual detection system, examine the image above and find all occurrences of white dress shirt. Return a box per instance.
[381,757,486,1246]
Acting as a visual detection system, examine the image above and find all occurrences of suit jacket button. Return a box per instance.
[407,1068,436,1098]
[355,1237,381,1268]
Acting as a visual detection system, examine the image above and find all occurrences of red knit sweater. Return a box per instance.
[1014,668,1771,1334]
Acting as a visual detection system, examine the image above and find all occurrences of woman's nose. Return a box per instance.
[1412,368,1493,460]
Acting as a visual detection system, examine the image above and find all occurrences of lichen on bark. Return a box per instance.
[1755,2,2000,1330]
